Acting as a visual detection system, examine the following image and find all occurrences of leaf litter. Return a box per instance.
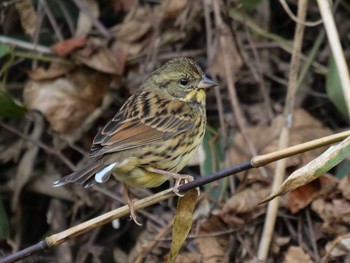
[1,0,350,262]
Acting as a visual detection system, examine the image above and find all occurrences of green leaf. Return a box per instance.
[0,44,10,59]
[241,0,263,10]
[200,128,226,201]
[326,55,349,118]
[0,197,10,239]
[0,90,27,117]
[335,159,350,180]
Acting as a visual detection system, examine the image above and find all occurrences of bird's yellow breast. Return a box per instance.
[185,89,206,105]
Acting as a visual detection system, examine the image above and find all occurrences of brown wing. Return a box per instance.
[89,93,194,158]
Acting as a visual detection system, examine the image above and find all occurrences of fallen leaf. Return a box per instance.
[75,38,126,75]
[312,198,350,235]
[173,252,200,263]
[12,113,43,210]
[23,67,109,133]
[110,6,152,56]
[271,236,291,255]
[283,246,312,263]
[75,0,99,37]
[287,175,337,213]
[195,215,229,263]
[222,186,271,214]
[112,0,134,13]
[220,186,272,227]
[325,235,350,258]
[210,30,242,79]
[52,38,87,58]
[159,0,187,20]
[15,0,37,37]
[27,63,75,80]
[230,109,333,182]
[338,174,350,200]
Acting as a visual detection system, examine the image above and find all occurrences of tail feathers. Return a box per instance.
[95,163,116,183]
[53,160,101,188]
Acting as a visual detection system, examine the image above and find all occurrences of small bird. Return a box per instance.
[53,58,217,224]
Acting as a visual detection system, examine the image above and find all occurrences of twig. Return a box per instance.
[213,0,269,180]
[229,9,327,75]
[279,0,322,26]
[241,10,273,122]
[180,130,350,192]
[317,0,350,117]
[0,121,75,171]
[0,35,52,54]
[321,234,350,263]
[71,0,112,41]
[306,208,320,262]
[1,130,350,263]
[257,0,308,260]
[39,0,64,41]
[54,0,75,36]
[203,0,227,142]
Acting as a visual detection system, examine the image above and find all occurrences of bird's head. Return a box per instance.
[146,58,217,106]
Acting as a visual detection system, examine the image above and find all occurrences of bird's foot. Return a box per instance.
[146,168,198,197]
[123,184,142,226]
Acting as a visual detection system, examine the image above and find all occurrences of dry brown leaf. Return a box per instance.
[219,186,272,227]
[27,63,75,80]
[128,211,174,263]
[325,235,350,258]
[23,67,109,133]
[311,198,350,235]
[52,38,87,58]
[230,108,333,181]
[159,0,187,20]
[210,25,243,79]
[75,0,99,37]
[287,175,337,213]
[110,6,152,56]
[195,215,228,263]
[173,252,200,263]
[15,0,37,37]
[283,246,313,263]
[74,38,126,75]
[12,113,43,210]
[114,7,151,43]
[338,174,350,200]
[112,0,134,13]
[271,236,291,255]
[222,186,271,214]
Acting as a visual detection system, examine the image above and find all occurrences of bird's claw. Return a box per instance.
[173,175,198,197]
[128,208,142,226]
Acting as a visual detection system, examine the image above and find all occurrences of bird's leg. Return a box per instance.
[146,167,194,197]
[122,184,142,226]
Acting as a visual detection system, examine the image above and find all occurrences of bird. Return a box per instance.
[53,57,217,224]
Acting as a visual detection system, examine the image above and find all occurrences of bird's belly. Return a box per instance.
[113,165,169,188]
[110,129,204,188]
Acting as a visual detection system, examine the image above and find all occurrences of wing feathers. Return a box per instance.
[89,94,194,158]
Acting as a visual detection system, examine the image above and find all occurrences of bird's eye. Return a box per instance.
[179,78,188,86]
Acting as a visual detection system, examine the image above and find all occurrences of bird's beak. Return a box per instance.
[198,76,218,89]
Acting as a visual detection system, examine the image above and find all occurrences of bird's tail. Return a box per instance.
[53,160,101,188]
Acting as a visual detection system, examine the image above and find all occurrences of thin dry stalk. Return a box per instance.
[317,0,350,117]
[257,0,308,260]
[2,130,350,263]
[212,0,269,180]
